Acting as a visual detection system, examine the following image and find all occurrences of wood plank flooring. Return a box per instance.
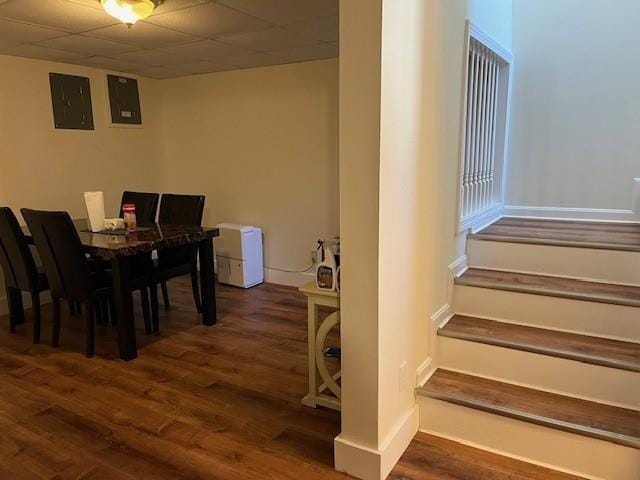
[419,369,640,449]
[456,268,640,307]
[470,217,640,251]
[0,277,590,479]
[389,432,584,480]
[440,315,640,372]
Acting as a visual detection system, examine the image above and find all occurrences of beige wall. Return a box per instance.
[507,0,640,210]
[159,59,339,282]
[0,54,165,310]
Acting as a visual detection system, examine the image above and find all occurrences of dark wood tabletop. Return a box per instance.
[23,219,220,259]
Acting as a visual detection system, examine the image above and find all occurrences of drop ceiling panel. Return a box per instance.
[112,49,192,66]
[216,0,338,25]
[158,39,250,63]
[84,22,199,49]
[145,2,271,38]
[0,18,67,47]
[220,27,319,53]
[227,52,285,69]
[37,34,139,56]
[75,55,138,71]
[0,0,116,33]
[274,43,338,62]
[0,43,88,62]
[286,15,338,43]
[0,0,339,79]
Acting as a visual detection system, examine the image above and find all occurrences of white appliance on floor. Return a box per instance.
[214,223,264,288]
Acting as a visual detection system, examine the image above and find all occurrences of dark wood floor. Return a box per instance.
[470,217,640,251]
[0,278,586,479]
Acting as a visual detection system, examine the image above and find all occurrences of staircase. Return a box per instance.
[416,217,640,480]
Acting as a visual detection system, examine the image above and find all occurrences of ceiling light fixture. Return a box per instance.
[100,0,163,27]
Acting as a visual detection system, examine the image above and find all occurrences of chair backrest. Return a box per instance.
[158,194,205,226]
[120,191,159,226]
[21,209,91,301]
[0,207,39,291]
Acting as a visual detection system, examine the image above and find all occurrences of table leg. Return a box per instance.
[302,297,319,408]
[199,239,216,326]
[110,256,137,360]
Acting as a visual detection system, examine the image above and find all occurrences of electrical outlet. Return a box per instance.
[399,361,408,392]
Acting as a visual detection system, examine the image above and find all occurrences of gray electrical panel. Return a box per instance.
[49,73,94,130]
[107,74,142,125]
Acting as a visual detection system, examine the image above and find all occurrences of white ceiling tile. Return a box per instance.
[219,27,319,52]
[0,43,88,62]
[226,52,285,69]
[72,55,139,72]
[169,60,229,75]
[0,0,116,33]
[36,34,139,56]
[64,0,211,16]
[112,49,192,66]
[146,2,271,38]
[158,39,249,62]
[129,65,180,79]
[272,43,338,62]
[0,18,67,48]
[84,21,199,49]
[285,15,337,43]
[216,0,338,25]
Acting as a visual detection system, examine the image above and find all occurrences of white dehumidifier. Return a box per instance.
[214,223,264,288]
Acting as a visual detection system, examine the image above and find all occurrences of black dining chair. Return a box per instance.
[150,194,205,331]
[21,209,113,357]
[0,207,48,342]
[119,191,159,226]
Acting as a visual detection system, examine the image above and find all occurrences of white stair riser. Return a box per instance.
[418,396,640,480]
[438,337,640,409]
[454,285,640,342]
[467,239,640,286]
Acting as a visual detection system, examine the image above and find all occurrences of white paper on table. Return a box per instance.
[84,191,105,233]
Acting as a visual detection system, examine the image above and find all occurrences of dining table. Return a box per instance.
[22,220,220,361]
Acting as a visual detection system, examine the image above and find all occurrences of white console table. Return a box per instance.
[299,282,341,411]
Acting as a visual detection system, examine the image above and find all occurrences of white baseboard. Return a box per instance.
[263,268,314,287]
[503,205,639,223]
[448,255,468,279]
[430,303,452,329]
[416,357,435,388]
[458,204,503,233]
[335,406,419,480]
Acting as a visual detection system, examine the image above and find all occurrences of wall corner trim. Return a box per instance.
[335,406,419,480]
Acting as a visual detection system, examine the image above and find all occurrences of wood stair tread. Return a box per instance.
[417,369,640,449]
[391,432,585,480]
[456,268,640,307]
[470,217,640,252]
[439,315,640,372]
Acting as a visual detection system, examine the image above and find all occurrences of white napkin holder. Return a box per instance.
[84,191,106,233]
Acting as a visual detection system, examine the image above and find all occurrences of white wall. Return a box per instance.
[0,54,165,312]
[467,0,512,51]
[159,59,340,285]
[507,0,640,211]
